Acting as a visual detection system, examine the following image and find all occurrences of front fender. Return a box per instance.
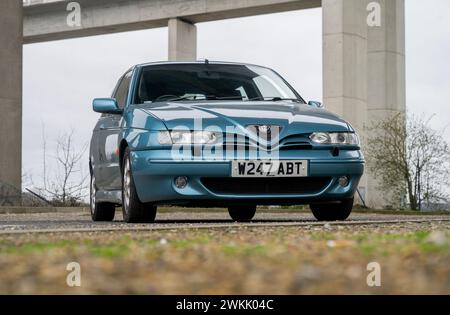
[124,106,167,131]
[120,128,163,151]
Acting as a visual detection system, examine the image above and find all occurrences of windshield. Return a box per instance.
[134,63,303,104]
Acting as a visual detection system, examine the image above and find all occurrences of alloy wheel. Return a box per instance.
[123,159,131,214]
[90,175,96,215]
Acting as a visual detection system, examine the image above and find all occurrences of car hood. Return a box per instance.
[132,101,351,136]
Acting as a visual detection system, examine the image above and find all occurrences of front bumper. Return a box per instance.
[130,149,364,206]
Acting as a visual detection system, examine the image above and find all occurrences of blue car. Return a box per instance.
[89,61,364,223]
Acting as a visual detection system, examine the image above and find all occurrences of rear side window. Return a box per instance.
[113,71,132,109]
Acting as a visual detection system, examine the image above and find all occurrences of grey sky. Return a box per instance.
[22,0,450,189]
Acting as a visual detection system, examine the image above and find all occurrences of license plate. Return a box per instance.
[231,160,308,178]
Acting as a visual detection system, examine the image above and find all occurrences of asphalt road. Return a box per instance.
[0,209,449,234]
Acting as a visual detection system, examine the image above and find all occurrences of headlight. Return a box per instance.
[309,132,359,145]
[158,131,219,145]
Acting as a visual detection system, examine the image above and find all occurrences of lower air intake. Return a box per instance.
[201,177,332,195]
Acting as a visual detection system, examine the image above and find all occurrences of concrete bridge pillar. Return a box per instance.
[168,18,197,61]
[323,0,406,208]
[0,1,22,198]
[322,0,368,204]
[366,0,406,208]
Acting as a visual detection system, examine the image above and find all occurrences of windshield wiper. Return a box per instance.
[152,95,246,102]
[167,96,197,102]
[248,96,301,103]
[149,95,198,102]
[206,95,245,100]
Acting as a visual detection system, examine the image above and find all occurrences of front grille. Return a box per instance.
[201,177,332,195]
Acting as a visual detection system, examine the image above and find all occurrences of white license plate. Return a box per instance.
[231,160,308,178]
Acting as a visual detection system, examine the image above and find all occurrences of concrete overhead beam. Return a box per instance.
[23,0,321,43]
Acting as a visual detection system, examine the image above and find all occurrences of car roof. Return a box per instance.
[134,60,270,70]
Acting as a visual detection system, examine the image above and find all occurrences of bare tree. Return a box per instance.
[367,113,450,210]
[36,128,89,206]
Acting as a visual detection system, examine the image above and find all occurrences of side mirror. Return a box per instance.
[92,98,122,114]
[308,101,324,108]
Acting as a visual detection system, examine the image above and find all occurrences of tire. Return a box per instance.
[122,148,157,223]
[228,205,257,222]
[310,198,354,221]
[90,173,115,221]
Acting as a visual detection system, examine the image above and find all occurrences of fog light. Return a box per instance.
[338,176,349,187]
[175,176,188,189]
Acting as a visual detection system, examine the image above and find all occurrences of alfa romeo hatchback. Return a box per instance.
[89,61,364,223]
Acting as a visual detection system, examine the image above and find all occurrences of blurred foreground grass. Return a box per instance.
[0,221,449,294]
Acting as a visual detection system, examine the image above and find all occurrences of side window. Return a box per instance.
[113,71,132,109]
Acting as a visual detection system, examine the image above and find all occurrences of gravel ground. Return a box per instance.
[0,209,449,232]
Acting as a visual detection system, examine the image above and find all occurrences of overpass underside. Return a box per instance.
[0,0,405,208]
